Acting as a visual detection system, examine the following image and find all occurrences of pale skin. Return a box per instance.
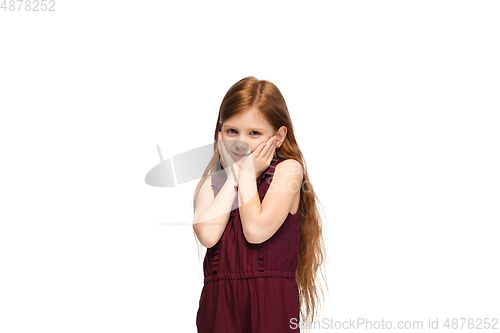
[192,107,304,247]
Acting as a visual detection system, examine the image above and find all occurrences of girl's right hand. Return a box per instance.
[217,132,240,181]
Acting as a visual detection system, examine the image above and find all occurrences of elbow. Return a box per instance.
[201,234,218,248]
[242,224,266,245]
[241,216,277,244]
[192,222,219,248]
[200,238,218,248]
[240,214,265,244]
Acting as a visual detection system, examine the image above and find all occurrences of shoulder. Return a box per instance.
[277,158,303,171]
[275,159,303,180]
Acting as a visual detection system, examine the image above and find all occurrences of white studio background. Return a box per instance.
[1,1,499,332]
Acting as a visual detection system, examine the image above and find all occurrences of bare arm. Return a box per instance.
[193,172,238,248]
[239,159,303,244]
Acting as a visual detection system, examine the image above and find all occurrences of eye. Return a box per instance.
[226,129,261,135]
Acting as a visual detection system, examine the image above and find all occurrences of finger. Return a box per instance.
[217,133,221,155]
[269,143,277,162]
[252,141,267,158]
[265,140,278,161]
[221,142,228,166]
[261,140,276,164]
[221,139,235,165]
[217,134,220,155]
[218,133,227,167]
[260,136,275,158]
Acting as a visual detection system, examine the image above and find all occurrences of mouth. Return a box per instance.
[233,152,250,158]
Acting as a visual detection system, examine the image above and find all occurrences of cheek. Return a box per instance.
[250,141,264,152]
[221,134,233,145]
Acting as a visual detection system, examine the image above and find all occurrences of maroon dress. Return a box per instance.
[196,158,301,333]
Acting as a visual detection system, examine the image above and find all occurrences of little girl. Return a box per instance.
[192,76,327,333]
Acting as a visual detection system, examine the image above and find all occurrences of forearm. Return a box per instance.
[238,170,262,239]
[193,175,238,247]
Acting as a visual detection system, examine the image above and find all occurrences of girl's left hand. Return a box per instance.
[240,135,277,179]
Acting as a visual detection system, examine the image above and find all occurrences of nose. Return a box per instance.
[234,139,249,153]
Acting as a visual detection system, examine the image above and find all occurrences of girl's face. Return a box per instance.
[220,107,284,164]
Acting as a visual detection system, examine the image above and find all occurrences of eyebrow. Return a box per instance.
[224,124,266,132]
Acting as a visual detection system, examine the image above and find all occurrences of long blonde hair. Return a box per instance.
[193,76,328,326]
